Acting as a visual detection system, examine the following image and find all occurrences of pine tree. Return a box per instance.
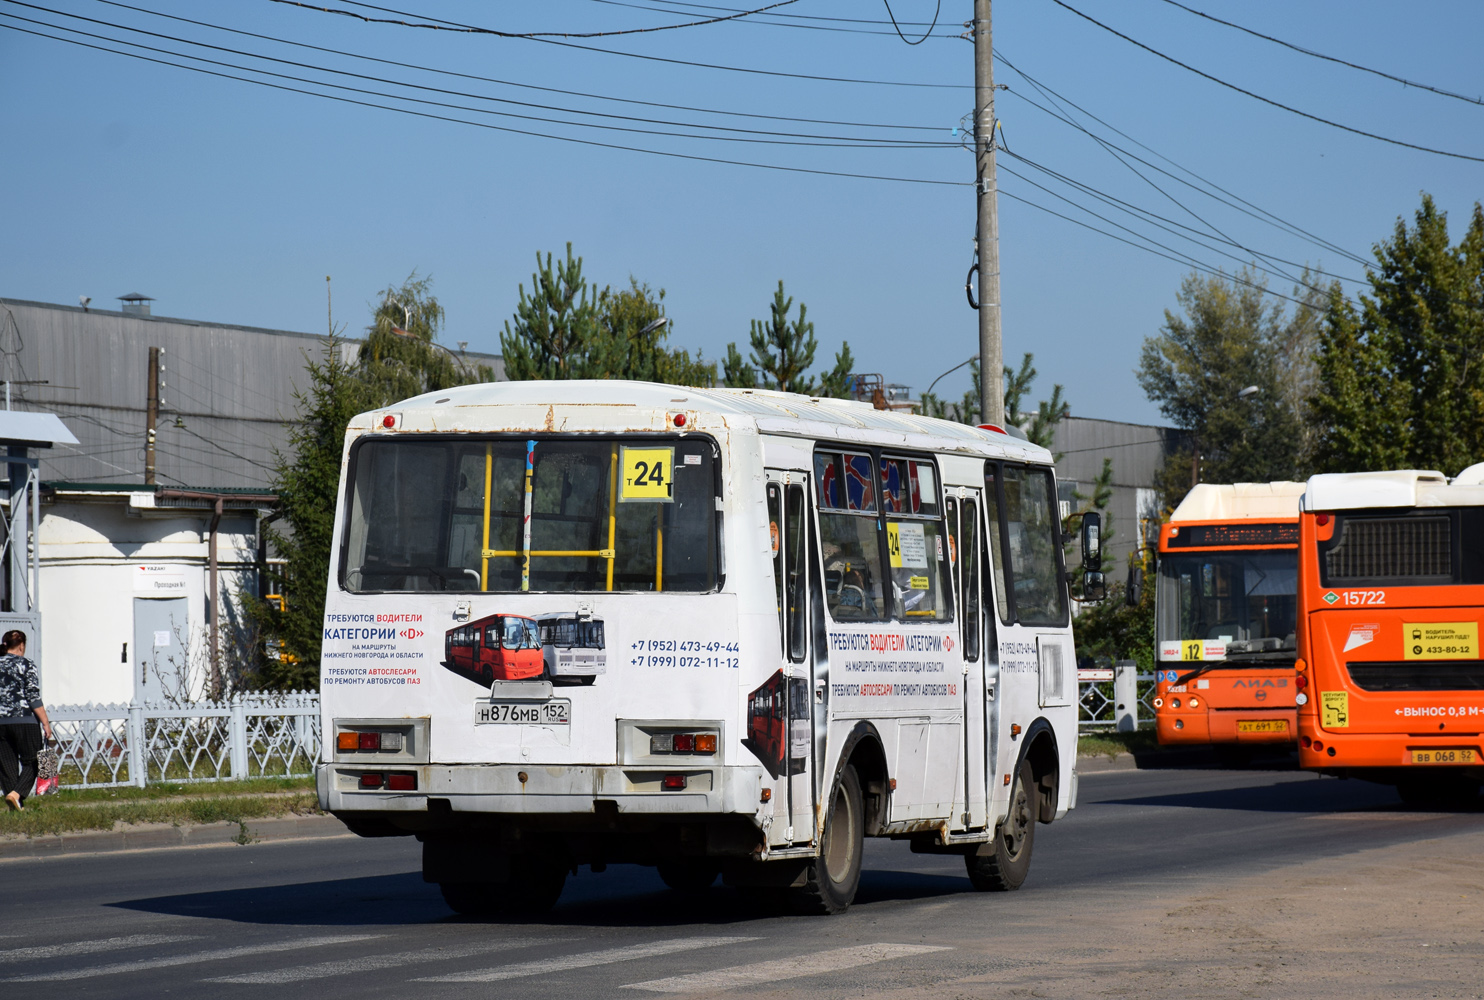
[1311,195,1484,475]
[500,244,604,380]
[722,281,854,396]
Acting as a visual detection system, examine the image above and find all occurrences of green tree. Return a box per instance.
[722,281,854,397]
[246,336,371,690]
[502,246,717,386]
[1138,267,1323,507]
[500,244,604,381]
[359,272,494,402]
[587,279,717,387]
[1311,195,1484,475]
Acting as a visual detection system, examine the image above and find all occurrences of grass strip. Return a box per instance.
[42,776,315,804]
[1078,729,1161,759]
[0,792,321,839]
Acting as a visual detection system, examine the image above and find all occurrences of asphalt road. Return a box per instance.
[3,763,1481,999]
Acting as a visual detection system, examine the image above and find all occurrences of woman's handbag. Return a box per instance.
[34,740,59,795]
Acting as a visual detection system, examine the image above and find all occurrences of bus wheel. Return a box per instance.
[657,860,720,893]
[788,765,864,915]
[966,760,1036,892]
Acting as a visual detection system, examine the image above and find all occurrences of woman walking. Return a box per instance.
[0,629,51,810]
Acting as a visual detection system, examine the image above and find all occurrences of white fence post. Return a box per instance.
[127,702,147,788]
[230,696,248,779]
[1114,660,1138,732]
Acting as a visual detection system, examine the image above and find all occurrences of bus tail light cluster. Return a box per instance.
[337,730,405,753]
[359,772,418,791]
[651,732,717,755]
[662,775,688,791]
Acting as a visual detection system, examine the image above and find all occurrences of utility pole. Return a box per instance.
[145,346,160,485]
[973,0,1004,427]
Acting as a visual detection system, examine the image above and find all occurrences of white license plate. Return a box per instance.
[475,700,571,726]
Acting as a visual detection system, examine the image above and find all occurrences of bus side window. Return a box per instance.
[784,483,808,662]
[767,484,786,658]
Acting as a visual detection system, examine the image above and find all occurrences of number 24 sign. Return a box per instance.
[620,446,674,502]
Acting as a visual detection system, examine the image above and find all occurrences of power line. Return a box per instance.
[265,0,802,39]
[586,0,944,29]
[1046,0,1484,163]
[0,20,968,187]
[85,0,945,131]
[584,0,955,37]
[3,5,952,147]
[881,0,940,45]
[994,49,1372,268]
[266,0,968,88]
[1152,0,1484,108]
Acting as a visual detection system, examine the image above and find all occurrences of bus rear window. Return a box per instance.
[341,436,721,593]
[1318,508,1484,587]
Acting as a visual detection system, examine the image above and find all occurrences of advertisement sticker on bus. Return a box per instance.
[1402,622,1478,660]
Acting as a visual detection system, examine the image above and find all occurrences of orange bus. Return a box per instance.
[1153,483,1306,759]
[1296,468,1484,804]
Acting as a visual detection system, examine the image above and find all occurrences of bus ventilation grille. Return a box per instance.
[1326,516,1451,581]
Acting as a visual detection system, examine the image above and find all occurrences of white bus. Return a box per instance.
[318,380,1094,915]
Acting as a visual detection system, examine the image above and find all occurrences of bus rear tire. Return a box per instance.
[657,860,720,893]
[966,759,1036,892]
[787,764,864,915]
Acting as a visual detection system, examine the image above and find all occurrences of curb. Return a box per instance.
[1076,753,1139,773]
[0,813,353,860]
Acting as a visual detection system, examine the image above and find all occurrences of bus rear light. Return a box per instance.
[1172,698,1181,709]
[1188,697,1200,708]
[358,732,381,751]
[380,732,404,752]
[760,788,772,802]
[359,772,384,789]
[1295,674,1308,690]
[650,732,718,755]
[1315,513,1330,526]
[662,774,688,791]
[1152,696,1164,708]
[1296,693,1309,706]
[387,773,417,791]
[1301,735,1312,748]
[1313,740,1324,751]
[337,732,359,752]
[672,412,686,427]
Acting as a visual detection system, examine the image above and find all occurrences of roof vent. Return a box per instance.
[119,292,154,316]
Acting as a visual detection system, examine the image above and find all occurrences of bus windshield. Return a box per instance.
[1157,551,1298,653]
[341,436,720,593]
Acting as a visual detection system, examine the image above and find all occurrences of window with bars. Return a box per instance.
[1322,515,1452,585]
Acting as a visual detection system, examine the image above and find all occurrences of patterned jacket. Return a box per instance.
[0,653,42,723]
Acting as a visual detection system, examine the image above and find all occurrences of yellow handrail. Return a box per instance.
[483,549,615,559]
[606,442,618,591]
[480,443,492,591]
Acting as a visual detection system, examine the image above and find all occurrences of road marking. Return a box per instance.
[1,934,200,963]
[0,934,381,982]
[416,936,758,983]
[205,936,552,983]
[622,943,952,993]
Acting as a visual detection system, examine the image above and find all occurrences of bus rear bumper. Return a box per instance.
[1299,731,1484,774]
[318,761,770,824]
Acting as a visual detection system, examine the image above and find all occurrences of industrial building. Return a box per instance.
[0,295,501,704]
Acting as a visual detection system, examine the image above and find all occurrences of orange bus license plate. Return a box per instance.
[1237,720,1287,734]
[1409,749,1477,765]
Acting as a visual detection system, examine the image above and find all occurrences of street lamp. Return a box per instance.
[639,317,669,336]
[925,354,980,399]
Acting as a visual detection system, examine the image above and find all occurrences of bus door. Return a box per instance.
[985,464,1073,779]
[947,490,990,831]
[765,471,818,845]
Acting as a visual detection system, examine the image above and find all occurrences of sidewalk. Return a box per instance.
[0,812,351,860]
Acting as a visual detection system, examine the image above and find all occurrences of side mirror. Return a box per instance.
[1080,511,1102,567]
[1125,562,1143,607]
[1082,570,1106,603]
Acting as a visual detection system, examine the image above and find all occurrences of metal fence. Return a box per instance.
[1078,668,1157,732]
[47,692,320,788]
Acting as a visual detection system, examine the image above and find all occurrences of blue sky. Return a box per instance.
[2,0,1481,425]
